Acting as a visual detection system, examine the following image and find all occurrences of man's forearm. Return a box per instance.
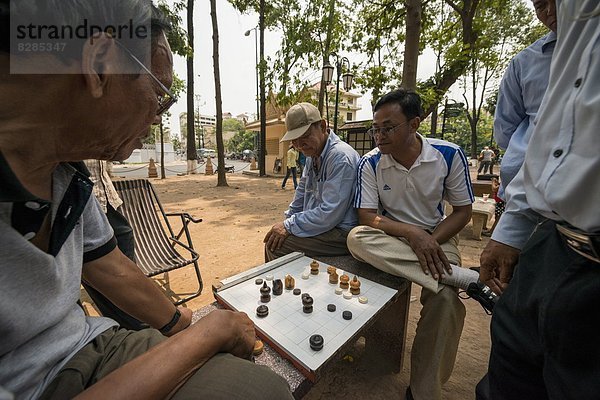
[432,205,472,244]
[75,311,241,400]
[82,249,189,331]
[358,210,419,239]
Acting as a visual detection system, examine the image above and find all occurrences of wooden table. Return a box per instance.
[202,253,411,399]
[471,197,496,240]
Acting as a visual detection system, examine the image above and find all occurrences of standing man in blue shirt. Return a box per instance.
[494,0,557,200]
[478,0,600,398]
[264,103,360,261]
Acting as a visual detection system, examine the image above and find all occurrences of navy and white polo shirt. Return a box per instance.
[354,134,473,231]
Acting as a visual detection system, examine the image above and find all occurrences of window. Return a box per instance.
[346,112,353,121]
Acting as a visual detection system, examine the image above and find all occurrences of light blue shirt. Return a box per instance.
[284,131,360,237]
[494,31,556,199]
[493,0,600,249]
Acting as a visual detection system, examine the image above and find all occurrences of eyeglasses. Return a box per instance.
[367,120,411,137]
[114,40,177,116]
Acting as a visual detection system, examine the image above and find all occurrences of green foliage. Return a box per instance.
[156,1,191,57]
[227,131,256,153]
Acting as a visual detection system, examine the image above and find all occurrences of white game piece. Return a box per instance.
[335,287,343,295]
[343,290,353,299]
[301,272,310,280]
[358,296,368,304]
[265,274,274,281]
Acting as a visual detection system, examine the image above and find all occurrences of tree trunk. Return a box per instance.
[160,122,166,179]
[210,0,227,186]
[422,0,480,118]
[430,105,438,137]
[186,0,196,174]
[259,0,266,176]
[318,0,336,116]
[401,0,422,90]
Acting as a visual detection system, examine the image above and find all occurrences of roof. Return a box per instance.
[339,119,373,130]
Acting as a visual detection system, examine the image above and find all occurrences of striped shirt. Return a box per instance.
[355,134,473,231]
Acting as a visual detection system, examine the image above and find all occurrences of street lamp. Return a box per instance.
[322,53,354,133]
[244,27,259,120]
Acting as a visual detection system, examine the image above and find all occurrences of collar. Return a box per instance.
[541,31,557,53]
[312,130,340,167]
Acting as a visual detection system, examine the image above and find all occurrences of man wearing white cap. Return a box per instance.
[264,102,360,261]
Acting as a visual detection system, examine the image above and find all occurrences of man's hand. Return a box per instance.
[406,227,451,280]
[479,239,520,295]
[199,310,256,360]
[263,222,290,252]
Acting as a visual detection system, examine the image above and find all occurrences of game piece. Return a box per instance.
[302,295,313,313]
[272,279,283,296]
[358,296,368,304]
[301,292,311,300]
[255,278,263,285]
[293,288,301,295]
[284,274,295,290]
[339,273,350,289]
[309,334,324,351]
[343,290,353,300]
[301,271,310,280]
[260,282,271,303]
[310,260,319,275]
[256,305,269,317]
[253,339,264,356]
[335,287,343,295]
[349,275,361,295]
[327,304,336,312]
[342,310,353,320]
[265,274,274,281]
[326,266,336,275]
[329,269,339,284]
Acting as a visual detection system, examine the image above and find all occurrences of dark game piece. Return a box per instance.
[260,281,271,303]
[256,305,269,318]
[301,292,310,300]
[302,295,314,313]
[327,304,336,312]
[309,334,324,351]
[342,310,352,320]
[255,278,263,285]
[272,279,283,296]
[293,288,301,295]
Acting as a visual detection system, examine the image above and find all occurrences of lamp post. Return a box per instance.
[244,27,259,120]
[322,53,354,133]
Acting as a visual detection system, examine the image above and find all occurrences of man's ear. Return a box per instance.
[411,116,421,132]
[81,32,120,99]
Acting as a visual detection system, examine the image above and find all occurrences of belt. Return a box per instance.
[556,224,600,264]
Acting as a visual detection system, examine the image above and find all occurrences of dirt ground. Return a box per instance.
[82,172,493,400]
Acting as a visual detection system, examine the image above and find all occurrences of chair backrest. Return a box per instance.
[113,179,187,277]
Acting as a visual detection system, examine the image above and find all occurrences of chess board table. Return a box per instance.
[209,252,411,398]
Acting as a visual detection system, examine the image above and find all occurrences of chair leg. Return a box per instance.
[174,261,204,305]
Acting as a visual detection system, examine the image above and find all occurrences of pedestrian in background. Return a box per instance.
[281,143,299,189]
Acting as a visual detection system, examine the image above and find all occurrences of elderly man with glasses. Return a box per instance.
[263,102,360,261]
[347,89,488,400]
[0,1,292,399]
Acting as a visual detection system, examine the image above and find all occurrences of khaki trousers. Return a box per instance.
[40,327,293,400]
[265,227,350,262]
[347,226,466,400]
